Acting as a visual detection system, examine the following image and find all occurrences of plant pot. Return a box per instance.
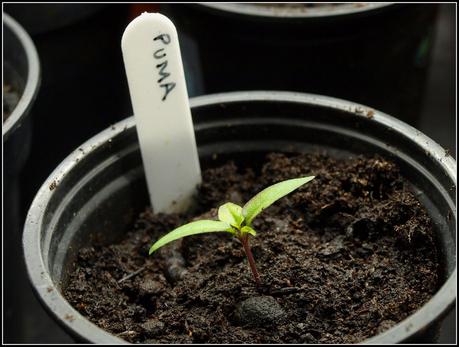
[23,91,456,343]
[4,4,132,222]
[161,3,439,126]
[3,13,41,341]
[3,13,40,172]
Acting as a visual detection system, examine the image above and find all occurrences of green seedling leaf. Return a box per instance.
[148,174,316,288]
[243,176,315,226]
[149,220,232,254]
[218,202,244,227]
[241,226,257,236]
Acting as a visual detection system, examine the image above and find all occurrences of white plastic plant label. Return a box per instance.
[122,12,201,213]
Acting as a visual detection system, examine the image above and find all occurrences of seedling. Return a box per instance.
[149,175,315,287]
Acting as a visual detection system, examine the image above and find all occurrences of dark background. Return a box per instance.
[3,3,456,343]
[418,5,456,343]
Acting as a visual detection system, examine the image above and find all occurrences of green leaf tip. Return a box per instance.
[218,202,244,228]
[241,225,257,236]
[242,175,315,226]
[149,220,232,255]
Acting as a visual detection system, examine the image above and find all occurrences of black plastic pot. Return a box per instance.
[3,13,40,171]
[161,3,438,126]
[3,4,132,223]
[23,92,456,343]
[3,13,41,342]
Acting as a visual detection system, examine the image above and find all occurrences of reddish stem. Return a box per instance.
[240,234,261,288]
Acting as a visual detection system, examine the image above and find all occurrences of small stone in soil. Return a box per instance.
[138,279,163,295]
[234,296,286,327]
[141,319,165,337]
[317,235,346,258]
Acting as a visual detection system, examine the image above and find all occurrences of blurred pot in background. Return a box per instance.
[161,3,438,126]
[4,4,131,217]
[3,13,40,341]
[3,5,130,342]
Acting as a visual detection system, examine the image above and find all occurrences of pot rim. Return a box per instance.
[198,3,395,19]
[3,13,40,141]
[23,91,456,344]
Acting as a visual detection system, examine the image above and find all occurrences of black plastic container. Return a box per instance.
[4,4,132,221]
[3,13,40,341]
[161,3,438,126]
[3,14,40,173]
[23,92,456,343]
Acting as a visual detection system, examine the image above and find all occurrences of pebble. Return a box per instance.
[234,296,286,327]
[141,319,165,336]
[139,279,163,295]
